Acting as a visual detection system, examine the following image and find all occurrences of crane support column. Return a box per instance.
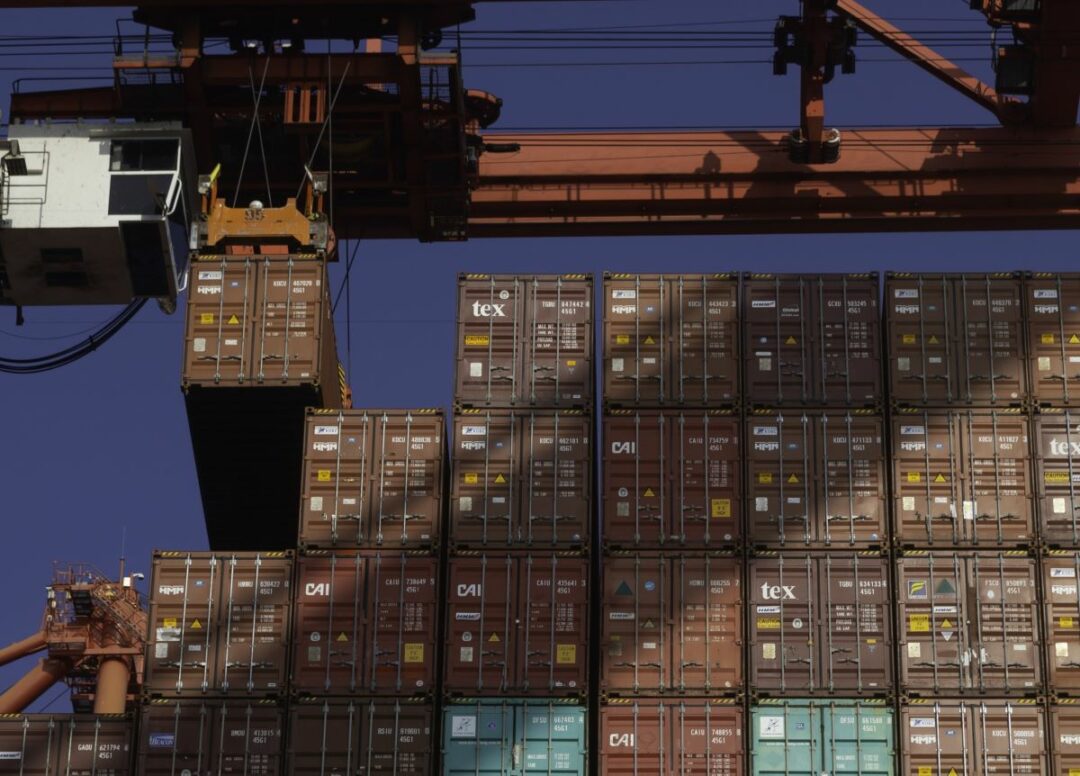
[0,658,70,713]
[0,632,47,668]
[92,657,131,714]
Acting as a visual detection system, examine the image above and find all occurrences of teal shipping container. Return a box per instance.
[443,700,587,775]
[751,700,894,775]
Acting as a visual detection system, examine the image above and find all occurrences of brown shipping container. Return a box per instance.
[747,552,892,696]
[1051,703,1080,775]
[1026,273,1080,408]
[291,552,438,696]
[603,411,741,550]
[746,411,887,548]
[886,273,1027,406]
[599,700,744,775]
[451,410,591,549]
[896,551,1041,695]
[602,274,739,407]
[1044,551,1080,694]
[892,409,1035,548]
[444,554,588,696]
[1033,410,1080,547]
[139,699,284,776]
[144,551,292,697]
[298,409,445,550]
[455,274,593,408]
[601,554,742,696]
[288,699,433,775]
[900,700,1046,776]
[0,714,134,776]
[742,273,881,407]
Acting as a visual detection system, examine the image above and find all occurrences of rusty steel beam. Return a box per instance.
[835,0,1006,122]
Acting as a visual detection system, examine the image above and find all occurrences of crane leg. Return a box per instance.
[0,658,70,713]
[92,657,130,714]
[0,632,47,668]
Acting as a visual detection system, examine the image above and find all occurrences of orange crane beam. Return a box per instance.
[0,632,47,667]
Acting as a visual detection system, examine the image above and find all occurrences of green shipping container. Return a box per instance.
[751,700,894,775]
[443,700,587,775]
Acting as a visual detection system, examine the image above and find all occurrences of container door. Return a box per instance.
[445,556,514,694]
[1044,553,1080,691]
[887,274,954,405]
[748,556,816,693]
[451,413,516,548]
[518,702,586,774]
[892,413,965,547]
[673,413,741,548]
[746,413,813,548]
[743,276,813,407]
[897,554,971,694]
[598,703,666,776]
[0,716,60,776]
[974,702,1047,774]
[183,259,256,386]
[212,703,283,776]
[1034,412,1080,546]
[969,554,1041,693]
[601,555,668,695]
[146,554,221,695]
[1050,703,1080,775]
[299,411,373,548]
[813,275,881,406]
[522,413,590,549]
[961,412,1034,546]
[368,554,438,696]
[252,259,327,384]
[900,702,973,776]
[820,555,893,695]
[954,275,1026,405]
[444,702,515,775]
[292,554,368,694]
[358,701,433,774]
[751,703,819,776]
[1026,274,1080,408]
[821,703,894,775]
[673,275,739,406]
[519,556,588,695]
[455,276,524,407]
[55,716,133,776]
[603,275,667,406]
[818,414,887,547]
[603,413,668,549]
[372,411,444,549]
[523,276,592,407]
[217,554,292,695]
[288,701,357,776]
[672,703,744,776]
[140,702,213,776]
[674,556,742,694]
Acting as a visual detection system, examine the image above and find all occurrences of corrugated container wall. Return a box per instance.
[454,274,593,409]
[443,554,588,697]
[297,409,445,551]
[1026,273,1080,408]
[600,554,742,697]
[0,714,134,776]
[750,700,894,776]
[603,411,741,550]
[895,551,1041,695]
[1050,702,1080,774]
[602,274,739,407]
[1033,409,1080,547]
[599,700,744,775]
[450,410,591,550]
[1044,551,1080,694]
[745,411,887,549]
[742,273,881,408]
[144,551,293,697]
[885,273,1027,407]
[899,700,1046,776]
[442,700,586,776]
[747,553,893,696]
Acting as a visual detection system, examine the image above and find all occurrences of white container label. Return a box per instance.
[612,290,637,300]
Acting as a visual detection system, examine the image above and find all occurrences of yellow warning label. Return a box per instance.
[1072,335,1080,345]
[337,632,349,642]
[1046,472,1070,484]
[494,474,506,484]
[465,335,490,347]
[228,314,240,325]
[200,313,215,324]
[929,335,940,345]
[404,643,424,663]
[616,335,630,345]
[1069,769,1080,776]
[488,632,501,643]
[644,336,656,345]
[190,619,202,630]
[163,618,177,629]
[787,474,799,484]
[317,470,332,482]
[556,644,577,665]
[567,360,577,367]
[934,474,947,483]
[918,767,932,776]
[785,336,797,345]
[711,499,731,519]
[644,488,655,498]
[757,618,781,630]
[758,473,774,484]
[909,614,930,633]
[940,619,953,630]
[907,472,921,484]
[464,473,479,485]
[902,334,917,345]
[1043,333,1057,345]
[948,770,958,776]
[1063,616,1075,629]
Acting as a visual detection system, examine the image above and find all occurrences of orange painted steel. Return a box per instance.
[0,658,71,713]
[0,632,47,668]
[92,657,132,714]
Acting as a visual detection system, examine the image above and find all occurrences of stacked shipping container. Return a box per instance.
[442,275,593,775]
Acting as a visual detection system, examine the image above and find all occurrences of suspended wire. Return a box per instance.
[232,55,271,207]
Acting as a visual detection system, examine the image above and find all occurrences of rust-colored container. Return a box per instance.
[896,550,1041,695]
[443,553,589,697]
[600,554,742,697]
[603,411,741,550]
[183,258,342,550]
[139,699,284,776]
[287,699,433,775]
[747,552,893,696]
[291,552,438,696]
[886,272,1027,407]
[1044,551,1080,694]
[144,551,293,697]
[450,410,591,550]
[455,274,593,408]
[1033,409,1080,547]
[900,699,1046,775]
[599,700,745,775]
[602,273,739,407]
[1051,702,1080,774]
[745,411,887,548]
[742,273,881,408]
[1026,273,1080,408]
[0,714,134,775]
[297,409,445,550]
[891,408,1035,548]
